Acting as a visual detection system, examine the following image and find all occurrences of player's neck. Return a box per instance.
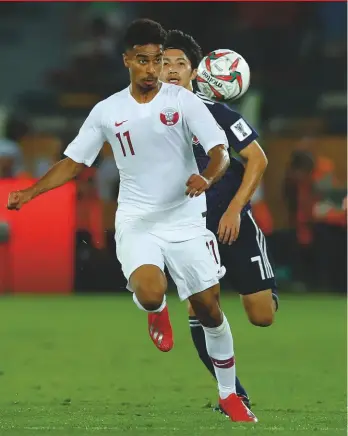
[130,82,162,104]
[185,81,193,92]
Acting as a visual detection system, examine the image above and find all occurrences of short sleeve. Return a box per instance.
[179,89,229,154]
[210,104,259,153]
[64,102,106,167]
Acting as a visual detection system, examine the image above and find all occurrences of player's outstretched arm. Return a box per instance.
[7,158,84,210]
[218,141,267,244]
[7,100,106,210]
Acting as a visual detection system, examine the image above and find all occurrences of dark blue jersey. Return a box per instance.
[193,92,259,233]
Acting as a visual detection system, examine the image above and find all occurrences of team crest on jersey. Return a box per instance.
[160,107,179,126]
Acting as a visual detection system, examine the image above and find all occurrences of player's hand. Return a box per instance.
[7,189,33,211]
[218,208,241,245]
[185,174,211,197]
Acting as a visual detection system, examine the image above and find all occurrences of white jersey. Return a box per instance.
[64,82,228,228]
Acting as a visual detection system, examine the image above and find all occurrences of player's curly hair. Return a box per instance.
[123,19,167,50]
[164,30,203,70]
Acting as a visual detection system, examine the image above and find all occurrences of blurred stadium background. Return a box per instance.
[0,2,346,435]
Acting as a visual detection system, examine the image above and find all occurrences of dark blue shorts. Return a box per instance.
[211,210,278,298]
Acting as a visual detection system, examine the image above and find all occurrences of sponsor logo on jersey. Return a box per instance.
[160,107,180,126]
[115,120,128,127]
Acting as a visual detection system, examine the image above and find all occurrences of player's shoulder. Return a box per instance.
[195,91,242,122]
[99,87,129,106]
[159,83,208,114]
[160,82,193,100]
[89,88,129,118]
[195,91,215,106]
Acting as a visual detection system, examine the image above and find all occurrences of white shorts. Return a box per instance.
[115,220,223,301]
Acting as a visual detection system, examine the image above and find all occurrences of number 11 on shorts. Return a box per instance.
[206,239,219,264]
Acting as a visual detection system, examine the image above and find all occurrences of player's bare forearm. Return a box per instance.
[7,157,85,210]
[201,145,230,185]
[185,145,229,197]
[228,141,268,212]
[27,158,84,200]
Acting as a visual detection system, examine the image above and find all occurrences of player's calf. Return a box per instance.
[189,284,222,327]
[241,289,276,327]
[192,293,257,422]
[189,285,239,402]
[188,298,251,405]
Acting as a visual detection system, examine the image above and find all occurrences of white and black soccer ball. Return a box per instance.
[196,49,250,102]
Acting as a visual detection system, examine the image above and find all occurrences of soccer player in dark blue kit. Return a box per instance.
[161,30,279,409]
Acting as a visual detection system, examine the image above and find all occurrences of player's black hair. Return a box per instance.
[164,30,203,70]
[123,19,166,51]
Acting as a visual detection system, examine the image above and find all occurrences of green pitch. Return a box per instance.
[0,293,346,436]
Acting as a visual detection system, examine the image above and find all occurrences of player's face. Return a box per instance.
[161,49,197,90]
[123,44,163,91]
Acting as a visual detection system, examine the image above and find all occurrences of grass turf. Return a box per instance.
[0,293,346,435]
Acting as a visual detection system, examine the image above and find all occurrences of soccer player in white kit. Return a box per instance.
[7,19,256,422]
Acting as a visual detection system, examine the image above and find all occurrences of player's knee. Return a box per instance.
[136,281,165,310]
[131,266,166,311]
[247,308,274,327]
[242,290,275,327]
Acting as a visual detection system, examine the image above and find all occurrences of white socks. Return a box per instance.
[133,293,167,313]
[203,314,236,399]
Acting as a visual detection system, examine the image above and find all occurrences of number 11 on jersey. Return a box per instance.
[116,131,135,157]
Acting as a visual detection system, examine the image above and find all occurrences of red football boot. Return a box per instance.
[148,306,174,352]
[219,393,258,423]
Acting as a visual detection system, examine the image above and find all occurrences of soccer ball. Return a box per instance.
[196,49,250,102]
